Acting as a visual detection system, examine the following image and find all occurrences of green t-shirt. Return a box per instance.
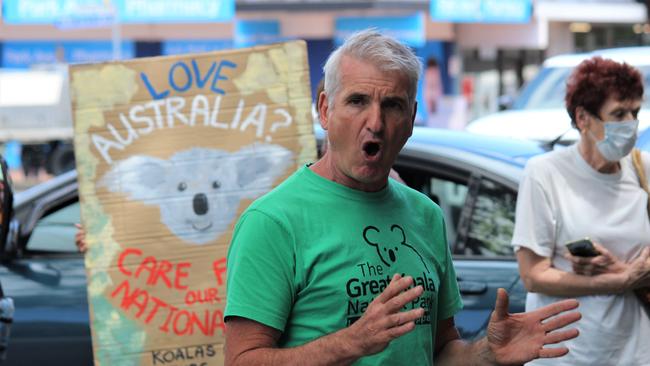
[225,166,463,365]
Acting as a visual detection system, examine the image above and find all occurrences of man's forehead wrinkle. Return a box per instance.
[340,81,408,100]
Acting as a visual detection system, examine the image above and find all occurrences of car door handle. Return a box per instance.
[458,280,488,295]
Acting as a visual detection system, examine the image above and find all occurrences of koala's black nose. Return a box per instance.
[389,249,396,262]
[193,193,209,215]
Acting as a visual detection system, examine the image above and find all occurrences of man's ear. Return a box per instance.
[318,91,329,130]
[408,101,417,137]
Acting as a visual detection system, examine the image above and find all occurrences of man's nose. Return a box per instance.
[366,103,384,133]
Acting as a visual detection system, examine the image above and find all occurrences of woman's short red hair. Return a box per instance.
[565,56,644,129]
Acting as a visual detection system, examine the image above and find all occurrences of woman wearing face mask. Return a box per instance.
[512,56,650,366]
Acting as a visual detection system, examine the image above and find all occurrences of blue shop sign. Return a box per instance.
[3,0,234,24]
[64,41,135,64]
[4,0,112,24]
[2,42,58,68]
[430,0,532,23]
[162,40,234,56]
[235,20,283,48]
[2,41,135,68]
[113,0,234,23]
[335,14,425,47]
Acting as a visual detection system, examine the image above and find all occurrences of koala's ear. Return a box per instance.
[363,226,380,247]
[236,143,293,194]
[99,155,167,201]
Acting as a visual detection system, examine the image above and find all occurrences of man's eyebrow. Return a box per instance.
[345,92,368,100]
[382,95,408,104]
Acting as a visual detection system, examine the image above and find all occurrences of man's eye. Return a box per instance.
[384,100,404,111]
[349,98,364,105]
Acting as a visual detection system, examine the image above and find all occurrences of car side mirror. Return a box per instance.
[0,155,13,260]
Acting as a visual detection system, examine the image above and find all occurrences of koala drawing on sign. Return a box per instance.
[100,143,293,245]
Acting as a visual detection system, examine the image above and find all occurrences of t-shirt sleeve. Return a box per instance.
[437,243,463,320]
[511,161,556,257]
[436,212,463,321]
[224,209,296,331]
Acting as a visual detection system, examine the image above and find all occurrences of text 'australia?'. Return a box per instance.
[92,58,293,164]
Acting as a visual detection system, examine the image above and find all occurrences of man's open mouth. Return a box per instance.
[363,141,381,158]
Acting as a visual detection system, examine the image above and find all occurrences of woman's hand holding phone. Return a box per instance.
[564,239,626,276]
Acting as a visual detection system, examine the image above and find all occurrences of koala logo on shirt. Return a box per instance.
[362,224,429,273]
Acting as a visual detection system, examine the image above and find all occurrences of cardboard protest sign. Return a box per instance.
[70,41,316,366]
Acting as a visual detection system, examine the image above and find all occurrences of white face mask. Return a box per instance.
[593,119,639,162]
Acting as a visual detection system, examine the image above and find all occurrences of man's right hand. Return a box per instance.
[343,273,425,357]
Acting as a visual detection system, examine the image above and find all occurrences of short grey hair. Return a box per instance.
[322,29,422,108]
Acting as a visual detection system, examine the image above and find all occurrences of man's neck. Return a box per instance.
[309,156,388,192]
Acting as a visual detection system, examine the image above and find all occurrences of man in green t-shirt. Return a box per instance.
[224,29,581,365]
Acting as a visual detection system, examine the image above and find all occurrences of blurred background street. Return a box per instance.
[0,2,649,365]
[0,0,649,191]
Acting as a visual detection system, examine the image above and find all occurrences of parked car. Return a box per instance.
[0,169,89,365]
[0,127,547,364]
[466,46,650,145]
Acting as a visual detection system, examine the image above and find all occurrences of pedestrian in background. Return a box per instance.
[513,56,650,365]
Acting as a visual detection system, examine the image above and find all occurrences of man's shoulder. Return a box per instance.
[390,180,443,216]
[267,167,305,194]
[248,167,306,209]
[391,179,432,201]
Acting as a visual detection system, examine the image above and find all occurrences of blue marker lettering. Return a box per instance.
[140,72,169,100]
[192,59,216,89]
[169,61,192,93]
[211,60,237,95]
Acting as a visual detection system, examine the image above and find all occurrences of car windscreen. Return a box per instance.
[512,65,650,110]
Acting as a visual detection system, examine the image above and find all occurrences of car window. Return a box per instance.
[513,66,572,110]
[426,177,468,246]
[397,160,516,258]
[395,163,469,248]
[27,201,80,253]
[457,178,516,257]
[514,65,650,110]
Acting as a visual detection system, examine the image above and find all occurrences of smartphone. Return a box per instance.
[565,238,600,257]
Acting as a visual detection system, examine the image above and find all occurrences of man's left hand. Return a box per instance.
[486,288,581,366]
